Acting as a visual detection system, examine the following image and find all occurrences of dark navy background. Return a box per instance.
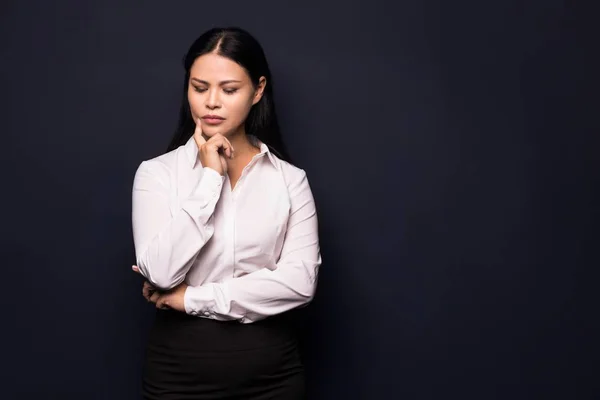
[1,1,595,399]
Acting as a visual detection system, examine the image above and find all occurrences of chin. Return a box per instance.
[202,126,234,138]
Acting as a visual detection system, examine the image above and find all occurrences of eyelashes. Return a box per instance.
[193,86,238,95]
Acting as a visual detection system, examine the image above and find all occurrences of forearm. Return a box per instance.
[184,256,321,323]
[133,163,224,290]
[135,209,215,290]
[184,173,321,323]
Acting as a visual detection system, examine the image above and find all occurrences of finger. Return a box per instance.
[131,265,140,273]
[156,296,171,310]
[149,291,160,304]
[221,136,234,158]
[206,135,234,159]
[194,117,206,146]
[219,142,233,159]
[143,289,154,302]
[207,134,234,153]
[142,282,155,300]
[224,137,234,159]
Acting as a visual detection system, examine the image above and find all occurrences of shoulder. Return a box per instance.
[272,156,313,197]
[133,146,185,188]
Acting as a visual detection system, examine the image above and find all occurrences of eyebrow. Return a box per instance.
[191,78,242,85]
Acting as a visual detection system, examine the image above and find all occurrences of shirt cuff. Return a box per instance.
[184,284,217,318]
[197,167,225,203]
[181,167,225,217]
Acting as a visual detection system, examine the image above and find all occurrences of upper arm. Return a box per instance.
[279,168,321,282]
[131,160,172,260]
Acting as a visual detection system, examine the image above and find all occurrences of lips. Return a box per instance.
[202,115,225,125]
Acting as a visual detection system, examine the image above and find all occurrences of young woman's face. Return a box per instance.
[187,52,265,138]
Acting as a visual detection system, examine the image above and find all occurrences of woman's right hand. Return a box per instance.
[193,117,234,176]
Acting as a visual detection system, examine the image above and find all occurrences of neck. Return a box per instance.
[227,128,261,161]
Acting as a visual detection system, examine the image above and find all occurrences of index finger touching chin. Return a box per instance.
[194,117,206,145]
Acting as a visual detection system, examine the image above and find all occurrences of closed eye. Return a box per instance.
[192,86,238,95]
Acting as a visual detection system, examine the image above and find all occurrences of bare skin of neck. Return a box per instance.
[221,129,261,190]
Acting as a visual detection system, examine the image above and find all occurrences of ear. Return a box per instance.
[252,76,267,105]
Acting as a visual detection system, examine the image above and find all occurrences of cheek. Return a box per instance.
[187,91,201,118]
[225,97,252,122]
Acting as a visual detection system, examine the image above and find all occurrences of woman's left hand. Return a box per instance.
[132,265,188,312]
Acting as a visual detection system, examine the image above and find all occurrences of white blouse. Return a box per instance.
[131,135,321,323]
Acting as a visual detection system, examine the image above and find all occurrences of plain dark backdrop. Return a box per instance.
[1,1,595,399]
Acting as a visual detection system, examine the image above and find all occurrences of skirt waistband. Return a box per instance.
[148,309,299,353]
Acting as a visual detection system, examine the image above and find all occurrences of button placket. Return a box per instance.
[231,154,263,196]
[223,178,236,278]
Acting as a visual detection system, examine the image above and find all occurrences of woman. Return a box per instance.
[130,27,321,399]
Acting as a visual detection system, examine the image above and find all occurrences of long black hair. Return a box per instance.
[166,27,293,164]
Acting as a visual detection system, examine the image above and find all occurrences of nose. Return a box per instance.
[205,88,221,110]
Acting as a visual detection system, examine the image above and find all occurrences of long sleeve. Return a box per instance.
[132,160,225,290]
[183,170,322,323]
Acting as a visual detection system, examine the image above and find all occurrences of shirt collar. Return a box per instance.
[184,135,279,170]
[184,135,200,168]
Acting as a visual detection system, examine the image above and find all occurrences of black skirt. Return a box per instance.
[141,309,305,399]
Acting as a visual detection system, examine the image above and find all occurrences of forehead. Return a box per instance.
[189,52,249,81]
